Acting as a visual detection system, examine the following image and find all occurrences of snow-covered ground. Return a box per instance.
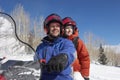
[0,13,120,80]
[90,64,120,80]
[73,63,120,80]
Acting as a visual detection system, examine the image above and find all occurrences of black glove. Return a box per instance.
[84,77,89,80]
[46,53,68,73]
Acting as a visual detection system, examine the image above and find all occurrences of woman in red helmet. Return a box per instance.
[34,14,76,80]
[62,17,90,80]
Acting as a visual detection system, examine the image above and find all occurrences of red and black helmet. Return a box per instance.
[62,17,76,27]
[44,13,63,34]
[62,17,77,33]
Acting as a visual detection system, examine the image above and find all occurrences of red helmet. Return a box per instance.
[44,13,63,34]
[62,17,77,33]
[62,17,76,27]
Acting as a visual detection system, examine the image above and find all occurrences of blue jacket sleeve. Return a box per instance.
[34,43,43,61]
[59,39,76,66]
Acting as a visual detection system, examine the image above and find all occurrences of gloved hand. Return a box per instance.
[46,53,68,73]
[84,77,89,80]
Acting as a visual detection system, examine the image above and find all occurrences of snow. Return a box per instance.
[73,63,120,80]
[90,64,120,80]
[0,14,120,80]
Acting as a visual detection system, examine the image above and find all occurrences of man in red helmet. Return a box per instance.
[62,17,90,80]
[34,14,76,80]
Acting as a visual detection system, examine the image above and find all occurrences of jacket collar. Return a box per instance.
[42,36,62,44]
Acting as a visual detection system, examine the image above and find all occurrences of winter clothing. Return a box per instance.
[62,17,77,33]
[47,53,68,72]
[44,13,63,34]
[62,17,90,78]
[62,17,76,27]
[35,36,75,80]
[67,30,90,77]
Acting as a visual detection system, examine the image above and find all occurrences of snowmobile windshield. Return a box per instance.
[0,12,35,56]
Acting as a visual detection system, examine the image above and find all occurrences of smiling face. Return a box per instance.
[49,22,61,37]
[64,25,73,36]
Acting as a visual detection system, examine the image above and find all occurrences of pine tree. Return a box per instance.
[98,44,107,65]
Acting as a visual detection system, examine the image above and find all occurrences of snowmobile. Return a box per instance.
[0,57,40,80]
